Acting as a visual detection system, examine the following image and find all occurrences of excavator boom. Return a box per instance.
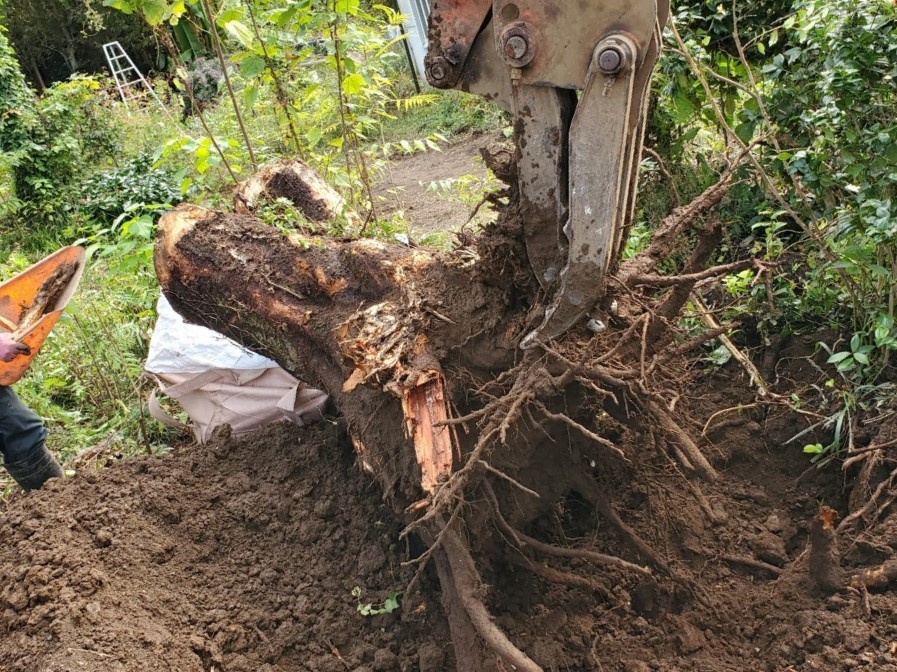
[425,0,670,346]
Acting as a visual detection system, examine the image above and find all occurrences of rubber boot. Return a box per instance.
[4,442,63,492]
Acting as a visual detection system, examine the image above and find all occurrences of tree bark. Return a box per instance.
[156,204,513,504]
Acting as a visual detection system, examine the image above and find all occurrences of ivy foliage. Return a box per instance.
[0,26,33,153]
[9,77,122,224]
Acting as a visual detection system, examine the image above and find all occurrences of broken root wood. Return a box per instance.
[851,560,897,591]
[809,506,844,594]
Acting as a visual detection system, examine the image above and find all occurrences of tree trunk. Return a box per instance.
[156,204,517,503]
[154,155,744,670]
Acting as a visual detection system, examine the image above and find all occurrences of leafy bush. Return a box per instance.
[78,153,183,221]
[9,76,122,225]
[0,26,33,154]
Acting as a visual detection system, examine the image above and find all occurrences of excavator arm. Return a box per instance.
[424,0,670,346]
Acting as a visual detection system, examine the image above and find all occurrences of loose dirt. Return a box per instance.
[2,338,897,671]
[0,422,450,672]
[374,134,495,236]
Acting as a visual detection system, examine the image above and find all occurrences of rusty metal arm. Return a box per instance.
[425,0,670,346]
[425,0,493,89]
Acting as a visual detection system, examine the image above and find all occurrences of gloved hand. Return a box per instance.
[0,333,29,362]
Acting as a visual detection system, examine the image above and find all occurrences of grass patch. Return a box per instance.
[380,89,507,143]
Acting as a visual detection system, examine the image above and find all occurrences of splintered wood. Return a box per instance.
[339,307,454,495]
[401,371,453,495]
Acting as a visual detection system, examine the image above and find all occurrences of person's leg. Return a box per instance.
[0,386,61,491]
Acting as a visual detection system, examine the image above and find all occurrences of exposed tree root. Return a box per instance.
[153,144,758,670]
[509,554,615,602]
[592,494,673,577]
[512,528,652,577]
[851,560,897,591]
[644,398,718,481]
[439,525,542,672]
[534,401,628,463]
[432,545,490,672]
[721,554,784,577]
[485,479,651,577]
[839,465,897,532]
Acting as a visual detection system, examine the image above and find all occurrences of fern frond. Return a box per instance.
[394,94,438,111]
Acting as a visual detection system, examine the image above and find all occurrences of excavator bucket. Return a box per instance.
[0,246,86,386]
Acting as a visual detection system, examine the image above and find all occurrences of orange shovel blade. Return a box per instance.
[0,246,86,386]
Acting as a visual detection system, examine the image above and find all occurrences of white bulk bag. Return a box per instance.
[144,295,328,443]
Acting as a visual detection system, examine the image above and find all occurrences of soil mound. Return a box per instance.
[1,344,897,671]
[0,422,450,672]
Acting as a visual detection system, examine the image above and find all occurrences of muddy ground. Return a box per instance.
[2,340,897,671]
[0,422,451,672]
[373,134,496,236]
[2,140,897,671]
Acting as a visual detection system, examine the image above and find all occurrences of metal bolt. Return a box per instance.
[499,24,535,67]
[597,46,624,75]
[429,63,447,82]
[505,35,529,61]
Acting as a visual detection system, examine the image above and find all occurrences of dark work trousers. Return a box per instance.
[0,385,58,490]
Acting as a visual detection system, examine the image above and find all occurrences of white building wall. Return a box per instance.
[396,0,431,79]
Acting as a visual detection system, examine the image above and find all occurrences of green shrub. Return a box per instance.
[0,26,33,154]
[11,76,123,225]
[78,153,184,222]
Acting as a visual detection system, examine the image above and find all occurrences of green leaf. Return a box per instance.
[269,6,298,27]
[383,593,399,614]
[104,0,135,14]
[223,20,254,48]
[239,55,266,78]
[243,81,259,108]
[735,121,757,144]
[141,0,170,25]
[826,351,851,364]
[803,443,823,455]
[217,8,242,23]
[305,128,322,146]
[853,352,870,365]
[342,73,366,96]
[335,0,360,15]
[836,359,855,372]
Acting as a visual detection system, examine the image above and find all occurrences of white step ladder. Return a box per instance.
[102,41,166,114]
